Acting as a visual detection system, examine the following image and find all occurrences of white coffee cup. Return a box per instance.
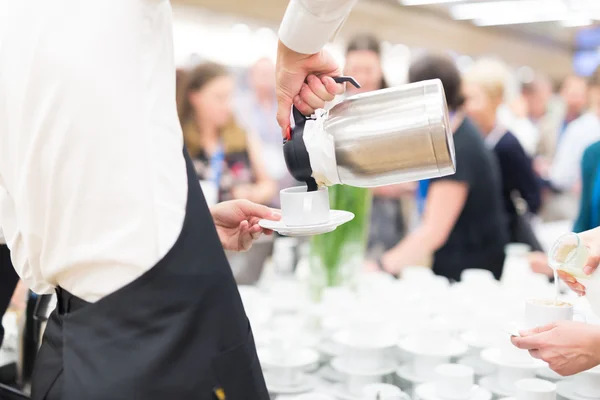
[333,329,395,371]
[413,355,451,378]
[524,298,584,330]
[280,186,330,227]
[435,364,475,400]
[515,378,556,400]
[362,383,409,400]
[259,347,319,387]
[497,367,536,392]
[461,268,495,285]
[346,373,384,396]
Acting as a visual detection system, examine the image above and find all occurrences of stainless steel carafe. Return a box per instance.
[283,77,456,190]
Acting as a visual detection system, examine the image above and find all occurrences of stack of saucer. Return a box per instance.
[328,329,399,399]
[396,332,468,394]
[259,347,321,395]
[414,364,492,400]
[479,340,545,398]
[557,365,600,400]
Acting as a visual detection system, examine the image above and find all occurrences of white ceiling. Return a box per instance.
[391,0,600,49]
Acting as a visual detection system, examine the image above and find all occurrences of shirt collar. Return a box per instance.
[484,125,508,149]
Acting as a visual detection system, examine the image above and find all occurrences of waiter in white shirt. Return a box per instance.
[0,0,353,399]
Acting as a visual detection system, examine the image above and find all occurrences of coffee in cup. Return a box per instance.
[525,298,582,330]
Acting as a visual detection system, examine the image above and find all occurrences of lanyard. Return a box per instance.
[591,164,600,229]
[209,145,225,186]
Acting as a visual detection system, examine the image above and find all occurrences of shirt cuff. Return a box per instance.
[278,0,352,55]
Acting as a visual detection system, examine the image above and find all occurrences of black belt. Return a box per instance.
[55,287,89,315]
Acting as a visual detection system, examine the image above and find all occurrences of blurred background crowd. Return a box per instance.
[4,0,600,390]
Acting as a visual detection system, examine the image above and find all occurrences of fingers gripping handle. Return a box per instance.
[290,76,361,133]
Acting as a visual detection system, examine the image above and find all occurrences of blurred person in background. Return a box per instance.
[542,71,600,221]
[177,62,276,206]
[370,54,509,281]
[343,34,416,258]
[463,59,542,251]
[235,58,295,207]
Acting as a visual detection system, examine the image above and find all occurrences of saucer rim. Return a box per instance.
[259,348,320,369]
[478,375,514,397]
[259,210,354,231]
[398,337,469,358]
[396,364,434,383]
[263,372,318,394]
[331,357,398,376]
[327,383,361,400]
[557,380,600,400]
[415,382,493,400]
[333,330,398,350]
[480,348,545,369]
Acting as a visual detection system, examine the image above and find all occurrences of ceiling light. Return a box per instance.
[451,0,576,26]
[399,0,465,5]
[561,17,594,27]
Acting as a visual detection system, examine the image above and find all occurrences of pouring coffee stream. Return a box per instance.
[282,76,457,194]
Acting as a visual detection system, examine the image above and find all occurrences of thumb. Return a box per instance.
[584,254,600,275]
[238,200,281,220]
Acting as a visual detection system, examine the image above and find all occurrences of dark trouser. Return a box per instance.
[0,244,19,348]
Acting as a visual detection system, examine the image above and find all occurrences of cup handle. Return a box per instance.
[574,311,587,323]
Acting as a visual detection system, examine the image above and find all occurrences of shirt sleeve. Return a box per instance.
[279,0,358,54]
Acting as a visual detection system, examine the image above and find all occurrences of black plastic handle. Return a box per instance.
[333,76,361,89]
[291,75,361,127]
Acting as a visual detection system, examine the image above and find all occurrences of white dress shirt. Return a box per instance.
[550,112,600,191]
[0,0,187,302]
[279,0,358,54]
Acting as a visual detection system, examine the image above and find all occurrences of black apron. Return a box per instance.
[0,244,19,348]
[31,149,269,400]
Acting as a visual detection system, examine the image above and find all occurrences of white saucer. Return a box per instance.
[317,364,344,382]
[458,356,497,377]
[396,364,430,384]
[415,382,493,400]
[536,366,564,381]
[259,210,355,236]
[331,357,398,376]
[479,376,514,397]
[557,380,600,400]
[480,348,545,369]
[327,383,361,400]
[264,373,318,395]
[398,336,468,358]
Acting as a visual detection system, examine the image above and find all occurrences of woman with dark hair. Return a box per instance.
[343,35,415,258]
[177,63,276,206]
[371,54,509,281]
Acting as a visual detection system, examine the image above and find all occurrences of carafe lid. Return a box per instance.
[283,76,360,192]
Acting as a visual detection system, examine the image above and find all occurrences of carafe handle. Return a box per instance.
[290,76,361,130]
